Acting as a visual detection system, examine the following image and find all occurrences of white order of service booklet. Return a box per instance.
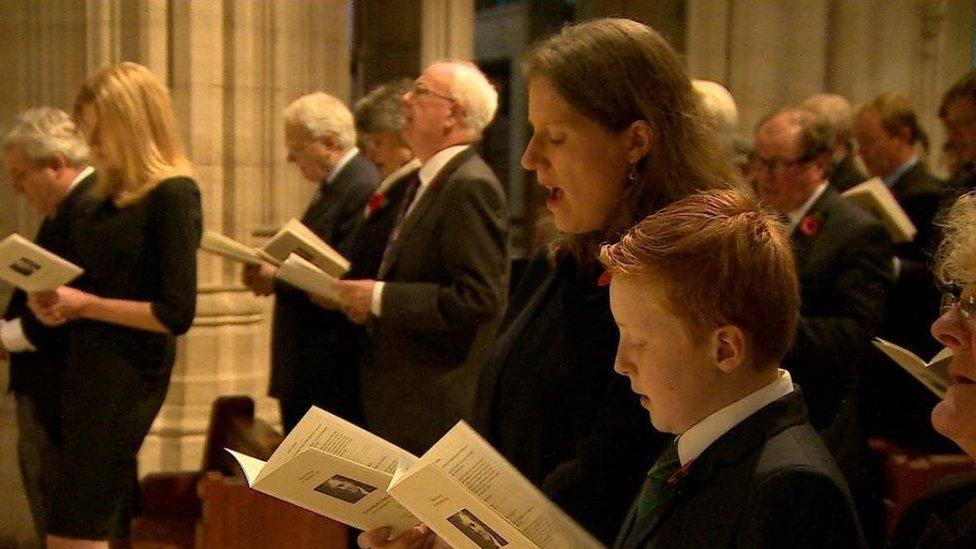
[0,233,83,292]
[227,407,605,549]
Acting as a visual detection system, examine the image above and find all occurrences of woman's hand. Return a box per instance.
[28,287,94,326]
[356,525,444,549]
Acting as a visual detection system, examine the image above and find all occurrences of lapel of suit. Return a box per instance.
[621,392,810,548]
[378,146,476,279]
[790,187,836,278]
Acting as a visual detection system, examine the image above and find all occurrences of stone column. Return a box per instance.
[421,0,475,64]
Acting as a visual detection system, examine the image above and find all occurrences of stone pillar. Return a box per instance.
[422,0,475,64]
[142,0,354,473]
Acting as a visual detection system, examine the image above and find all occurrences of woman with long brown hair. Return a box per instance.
[360,18,737,548]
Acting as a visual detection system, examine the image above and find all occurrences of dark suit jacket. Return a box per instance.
[784,187,893,478]
[870,162,954,450]
[269,152,379,421]
[889,471,976,549]
[884,161,946,356]
[4,173,96,442]
[830,153,868,192]
[360,146,508,455]
[326,167,417,425]
[474,251,664,544]
[614,391,867,549]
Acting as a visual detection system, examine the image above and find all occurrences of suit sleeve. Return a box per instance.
[149,177,202,335]
[738,468,867,548]
[379,175,507,333]
[787,220,893,389]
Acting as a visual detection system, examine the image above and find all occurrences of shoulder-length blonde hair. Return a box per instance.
[74,61,193,206]
[523,18,738,271]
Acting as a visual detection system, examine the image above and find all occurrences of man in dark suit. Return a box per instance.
[854,94,952,451]
[755,107,893,542]
[602,189,866,548]
[1,107,96,541]
[243,92,379,432]
[802,93,869,192]
[337,61,508,455]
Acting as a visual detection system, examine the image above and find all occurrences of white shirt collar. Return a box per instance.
[677,369,794,466]
[418,145,470,188]
[326,147,360,184]
[70,165,94,191]
[786,182,828,231]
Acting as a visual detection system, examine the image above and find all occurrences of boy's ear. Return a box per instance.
[712,324,746,374]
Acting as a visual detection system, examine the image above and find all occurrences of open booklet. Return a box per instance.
[873,337,953,398]
[0,233,83,292]
[201,218,349,278]
[227,408,605,549]
[841,177,917,243]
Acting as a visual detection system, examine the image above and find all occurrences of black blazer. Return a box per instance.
[870,162,955,450]
[785,187,892,429]
[889,471,976,548]
[884,161,946,357]
[360,147,508,455]
[4,172,96,436]
[474,252,665,544]
[269,152,379,420]
[614,391,867,549]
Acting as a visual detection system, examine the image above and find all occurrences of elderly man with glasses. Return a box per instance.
[335,61,508,455]
[754,106,894,541]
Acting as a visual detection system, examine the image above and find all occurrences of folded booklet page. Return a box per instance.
[873,337,952,398]
[263,218,350,278]
[200,229,280,266]
[388,422,604,549]
[0,233,83,292]
[228,410,604,548]
[841,177,917,244]
[274,253,343,304]
[226,407,420,536]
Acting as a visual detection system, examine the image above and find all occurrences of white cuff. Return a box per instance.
[371,282,385,317]
[0,318,37,353]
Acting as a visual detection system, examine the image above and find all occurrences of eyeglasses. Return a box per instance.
[754,155,814,176]
[941,288,976,320]
[410,81,456,104]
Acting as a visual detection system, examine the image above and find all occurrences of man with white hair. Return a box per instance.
[336,61,508,454]
[243,92,379,432]
[802,93,869,191]
[1,107,96,541]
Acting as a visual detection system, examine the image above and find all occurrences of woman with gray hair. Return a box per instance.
[888,190,976,547]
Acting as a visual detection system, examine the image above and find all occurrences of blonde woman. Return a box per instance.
[28,61,201,548]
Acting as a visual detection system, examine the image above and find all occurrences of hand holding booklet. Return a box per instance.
[0,233,83,292]
[227,408,604,549]
[872,337,953,398]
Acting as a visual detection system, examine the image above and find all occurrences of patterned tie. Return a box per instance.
[635,441,686,523]
[378,174,422,276]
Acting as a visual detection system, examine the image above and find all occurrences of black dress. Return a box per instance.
[474,251,667,544]
[48,176,202,540]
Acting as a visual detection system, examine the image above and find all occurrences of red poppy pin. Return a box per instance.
[597,270,612,287]
[366,193,387,215]
[798,215,820,237]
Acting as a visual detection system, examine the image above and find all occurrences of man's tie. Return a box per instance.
[635,441,686,524]
[378,174,422,276]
